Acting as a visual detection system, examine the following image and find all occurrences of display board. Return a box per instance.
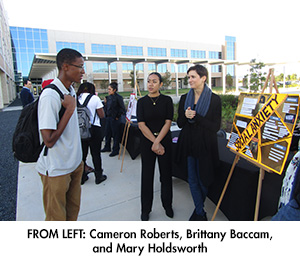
[227,93,300,174]
[125,93,137,122]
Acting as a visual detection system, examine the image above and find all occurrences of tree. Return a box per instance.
[243,59,266,92]
[161,70,172,90]
[183,75,188,87]
[100,80,109,90]
[291,73,298,80]
[276,73,284,82]
[129,70,139,89]
[226,73,233,87]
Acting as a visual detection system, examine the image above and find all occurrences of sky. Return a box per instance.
[2,0,300,75]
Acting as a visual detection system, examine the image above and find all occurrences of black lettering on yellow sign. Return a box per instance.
[234,94,286,151]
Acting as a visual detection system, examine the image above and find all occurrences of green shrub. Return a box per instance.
[172,94,238,132]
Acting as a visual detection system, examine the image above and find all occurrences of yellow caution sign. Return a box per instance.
[234,94,287,152]
[227,93,300,174]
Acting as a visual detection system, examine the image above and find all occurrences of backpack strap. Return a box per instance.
[77,93,93,107]
[43,84,65,100]
[83,93,93,107]
[84,94,96,125]
[41,84,66,157]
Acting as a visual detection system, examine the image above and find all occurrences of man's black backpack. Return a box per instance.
[12,84,65,163]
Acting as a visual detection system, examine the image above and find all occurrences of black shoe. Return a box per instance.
[189,209,207,221]
[101,147,111,153]
[141,213,149,221]
[189,209,197,221]
[165,207,174,218]
[95,174,107,185]
[81,172,89,185]
[196,213,208,221]
[109,151,119,157]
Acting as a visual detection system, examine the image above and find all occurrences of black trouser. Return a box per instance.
[140,134,173,214]
[81,125,103,174]
[104,117,121,153]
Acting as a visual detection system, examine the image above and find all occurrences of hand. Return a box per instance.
[62,94,76,113]
[152,142,165,155]
[185,107,196,119]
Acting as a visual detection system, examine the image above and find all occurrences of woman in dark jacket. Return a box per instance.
[101,82,126,157]
[177,65,221,221]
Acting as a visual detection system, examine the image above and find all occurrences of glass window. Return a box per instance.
[93,63,108,73]
[191,50,206,59]
[18,28,25,39]
[122,46,143,56]
[122,63,133,72]
[136,64,144,72]
[171,49,187,58]
[148,47,167,57]
[10,27,18,39]
[56,42,85,53]
[41,41,49,50]
[19,39,26,49]
[91,44,116,55]
[25,28,33,40]
[122,63,144,72]
[93,63,117,73]
[148,63,167,73]
[21,53,28,62]
[211,65,220,73]
[34,41,41,49]
[41,30,48,41]
[171,64,188,73]
[27,40,34,49]
[148,64,155,72]
[13,40,19,49]
[33,29,40,40]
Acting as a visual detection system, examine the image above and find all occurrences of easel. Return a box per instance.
[119,119,131,172]
[211,68,278,221]
[119,81,141,172]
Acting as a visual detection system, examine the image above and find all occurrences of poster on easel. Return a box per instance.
[227,92,300,174]
[125,93,137,122]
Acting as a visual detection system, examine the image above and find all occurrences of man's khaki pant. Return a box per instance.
[40,161,84,221]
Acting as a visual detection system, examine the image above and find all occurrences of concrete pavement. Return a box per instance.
[16,147,228,221]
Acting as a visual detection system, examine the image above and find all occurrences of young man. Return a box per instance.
[36,48,85,221]
[20,79,34,107]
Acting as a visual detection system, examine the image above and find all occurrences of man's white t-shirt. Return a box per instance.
[77,93,104,127]
[35,78,82,177]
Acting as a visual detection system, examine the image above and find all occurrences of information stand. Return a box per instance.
[211,68,300,221]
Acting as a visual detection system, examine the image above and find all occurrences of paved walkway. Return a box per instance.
[2,97,227,221]
[17,150,227,221]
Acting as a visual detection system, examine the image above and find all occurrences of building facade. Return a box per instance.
[10,26,236,94]
[0,0,15,109]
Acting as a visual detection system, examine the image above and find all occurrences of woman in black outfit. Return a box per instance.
[77,82,107,185]
[137,72,174,221]
[177,65,221,221]
[101,82,126,157]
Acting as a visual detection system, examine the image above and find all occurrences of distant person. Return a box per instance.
[36,48,84,221]
[176,65,221,221]
[77,82,107,185]
[137,72,174,221]
[20,79,34,107]
[101,82,125,157]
